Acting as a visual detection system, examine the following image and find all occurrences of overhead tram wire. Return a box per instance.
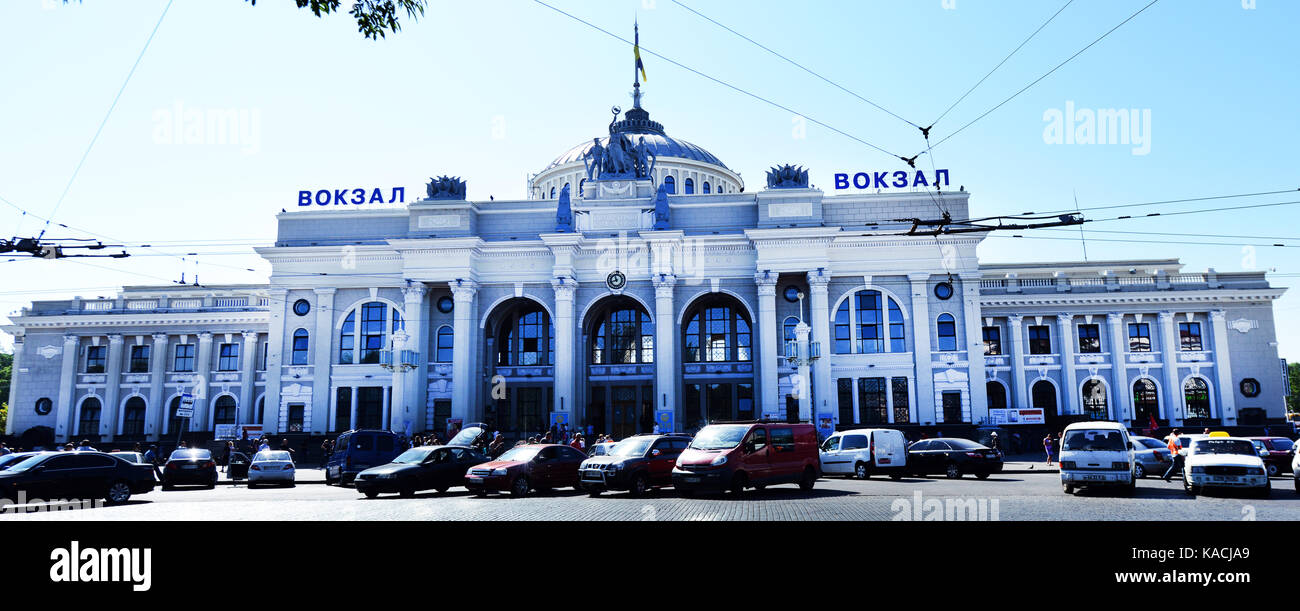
[34,0,175,241]
[1023,188,1300,216]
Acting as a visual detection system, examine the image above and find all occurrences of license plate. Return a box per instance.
[182,465,197,470]
[684,476,700,483]
[1083,474,1106,481]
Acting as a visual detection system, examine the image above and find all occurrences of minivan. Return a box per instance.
[672,422,820,495]
[326,429,403,485]
[819,428,908,479]
[1059,421,1135,495]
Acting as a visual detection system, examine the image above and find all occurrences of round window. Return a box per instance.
[292,299,311,316]
[783,286,801,303]
[35,397,53,416]
[437,296,454,314]
[934,282,954,300]
[1239,378,1261,398]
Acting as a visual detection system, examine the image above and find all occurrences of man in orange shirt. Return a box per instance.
[1162,428,1184,482]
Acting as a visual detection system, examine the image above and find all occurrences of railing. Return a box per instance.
[168,298,202,309]
[979,279,1006,289]
[1069,277,1105,287]
[1170,273,1206,284]
[1118,276,1155,286]
[213,297,248,307]
[1019,278,1054,288]
[125,300,158,310]
[83,301,112,311]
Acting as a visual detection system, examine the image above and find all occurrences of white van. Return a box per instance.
[1059,421,1135,495]
[819,428,908,479]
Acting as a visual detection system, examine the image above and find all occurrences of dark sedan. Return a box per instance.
[0,452,47,471]
[161,449,218,489]
[355,445,489,498]
[465,444,586,497]
[0,452,155,504]
[906,438,1004,479]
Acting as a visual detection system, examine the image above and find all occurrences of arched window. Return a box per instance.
[291,328,310,366]
[122,396,146,436]
[550,187,556,199]
[591,303,654,364]
[214,395,237,426]
[339,301,404,364]
[435,325,454,362]
[255,395,265,425]
[1081,379,1107,420]
[782,316,800,355]
[702,181,711,194]
[986,381,1007,409]
[684,178,695,194]
[1183,377,1211,419]
[1133,378,1160,423]
[168,396,186,435]
[563,182,570,196]
[683,297,751,363]
[1031,380,1057,410]
[78,397,102,437]
[663,175,676,194]
[496,303,554,366]
[936,313,958,352]
[579,178,586,194]
[833,289,906,354]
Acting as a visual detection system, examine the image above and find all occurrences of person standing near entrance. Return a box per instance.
[1163,428,1185,482]
[1043,434,1055,466]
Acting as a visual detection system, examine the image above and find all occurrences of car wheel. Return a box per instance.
[363,490,379,499]
[1183,477,1198,496]
[1267,464,1279,477]
[630,473,649,497]
[1294,475,1299,494]
[399,486,415,498]
[1133,463,1146,479]
[1123,480,1136,496]
[105,481,132,505]
[975,472,990,480]
[510,476,530,497]
[799,467,816,491]
[161,484,173,491]
[679,489,694,498]
[587,487,602,497]
[728,473,747,496]
[945,463,962,479]
[888,472,903,481]
[435,486,449,494]
[1062,483,1074,495]
[855,462,870,480]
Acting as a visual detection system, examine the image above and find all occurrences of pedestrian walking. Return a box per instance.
[989,432,1001,453]
[1163,428,1185,482]
[1043,434,1055,466]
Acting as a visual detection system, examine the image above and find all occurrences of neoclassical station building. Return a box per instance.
[3,95,1289,445]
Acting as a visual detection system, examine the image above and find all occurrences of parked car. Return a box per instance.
[820,428,908,479]
[162,448,219,489]
[110,451,147,465]
[0,451,155,504]
[672,422,820,495]
[1059,421,1134,495]
[325,429,403,486]
[355,445,489,498]
[0,452,46,471]
[1184,436,1270,497]
[227,452,251,480]
[587,442,618,457]
[906,437,1003,479]
[248,450,296,488]
[579,434,690,496]
[1128,435,1172,479]
[1293,448,1300,494]
[1246,437,1294,476]
[465,444,586,497]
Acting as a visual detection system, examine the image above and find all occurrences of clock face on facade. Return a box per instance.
[292,299,311,316]
[934,282,954,300]
[1240,378,1260,398]
[606,270,626,291]
[35,397,52,416]
[437,296,454,314]
[783,286,801,303]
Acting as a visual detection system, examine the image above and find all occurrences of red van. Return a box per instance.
[672,422,821,495]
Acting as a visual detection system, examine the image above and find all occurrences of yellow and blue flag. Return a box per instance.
[634,23,647,82]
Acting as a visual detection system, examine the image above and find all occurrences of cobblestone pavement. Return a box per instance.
[4,469,1298,521]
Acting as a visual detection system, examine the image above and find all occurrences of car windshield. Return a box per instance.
[497,446,541,462]
[690,425,750,450]
[944,439,987,450]
[611,438,655,457]
[448,426,485,447]
[1193,439,1256,456]
[171,450,211,460]
[1136,438,1166,450]
[6,454,51,473]
[393,448,434,464]
[1269,439,1294,451]
[0,454,30,469]
[1062,430,1126,452]
[254,451,291,462]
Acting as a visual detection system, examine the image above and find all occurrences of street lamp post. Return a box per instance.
[784,291,820,423]
[380,331,418,438]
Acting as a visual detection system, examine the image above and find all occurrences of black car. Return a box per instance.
[0,451,156,505]
[580,434,690,496]
[161,449,219,489]
[906,438,1004,479]
[354,445,490,498]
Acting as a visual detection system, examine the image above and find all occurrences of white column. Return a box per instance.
[382,385,391,430]
[55,334,79,441]
[1209,310,1236,425]
[239,331,258,425]
[794,321,812,420]
[6,338,22,436]
[806,270,832,423]
[450,280,479,424]
[264,288,288,434]
[147,333,169,441]
[551,277,577,423]
[1056,314,1079,416]
[349,386,359,430]
[754,272,779,419]
[909,274,936,422]
[1007,316,1028,408]
[1157,311,1182,424]
[402,284,429,432]
[390,329,409,435]
[1106,313,1132,422]
[194,332,214,431]
[653,274,678,429]
[959,274,988,423]
[102,334,125,441]
[311,288,336,435]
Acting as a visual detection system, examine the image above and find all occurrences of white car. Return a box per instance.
[1059,421,1134,495]
[819,429,907,479]
[248,450,296,487]
[1183,436,1269,497]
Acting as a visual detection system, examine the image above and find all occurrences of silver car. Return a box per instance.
[248,450,296,487]
[1129,436,1172,479]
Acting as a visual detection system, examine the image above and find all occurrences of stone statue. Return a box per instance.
[605,134,633,176]
[633,136,656,180]
[652,182,670,230]
[766,164,809,189]
[582,138,606,181]
[425,175,467,200]
[555,184,573,232]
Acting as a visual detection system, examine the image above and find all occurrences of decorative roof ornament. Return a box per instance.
[555,184,573,232]
[425,175,466,200]
[653,182,670,230]
[766,164,809,189]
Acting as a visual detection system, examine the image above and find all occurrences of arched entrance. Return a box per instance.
[1081,378,1108,420]
[1031,380,1058,420]
[680,293,756,433]
[483,297,555,438]
[1132,378,1160,425]
[584,295,655,439]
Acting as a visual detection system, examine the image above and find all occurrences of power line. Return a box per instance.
[985,234,1298,249]
[1031,188,1299,216]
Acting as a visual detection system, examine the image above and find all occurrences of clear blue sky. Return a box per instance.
[2,0,1297,362]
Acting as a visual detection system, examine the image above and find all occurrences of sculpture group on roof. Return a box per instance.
[582,133,657,182]
[766,164,809,189]
[425,175,467,200]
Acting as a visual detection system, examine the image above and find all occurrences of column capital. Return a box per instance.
[242,330,260,342]
[1008,314,1024,324]
[754,271,778,287]
[151,333,169,342]
[107,334,124,344]
[653,274,676,298]
[198,331,214,342]
[1055,313,1074,324]
[63,334,79,345]
[907,272,931,282]
[1157,310,1175,322]
[402,284,428,301]
[551,277,577,301]
[313,287,337,296]
[806,269,831,289]
[1209,309,1227,322]
[450,279,479,302]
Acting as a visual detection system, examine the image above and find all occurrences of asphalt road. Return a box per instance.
[4,468,1298,521]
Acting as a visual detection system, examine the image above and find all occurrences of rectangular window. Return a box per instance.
[891,377,910,424]
[218,343,239,371]
[1128,323,1151,352]
[288,403,305,433]
[856,377,887,425]
[1178,322,1203,351]
[1077,324,1101,354]
[982,326,1002,356]
[360,303,387,364]
[260,342,268,370]
[836,378,853,425]
[737,383,754,420]
[855,292,883,354]
[85,345,106,374]
[888,300,905,352]
[173,344,196,372]
[833,302,851,354]
[128,345,151,373]
[1028,325,1052,355]
[942,391,963,423]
